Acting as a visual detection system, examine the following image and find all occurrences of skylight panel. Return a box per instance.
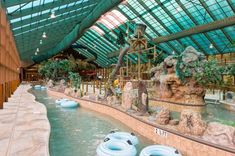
[90,26,105,35]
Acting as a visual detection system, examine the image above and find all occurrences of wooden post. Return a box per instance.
[81,81,84,96]
[99,81,102,94]
[126,55,128,77]
[93,80,95,94]
[138,52,141,80]
[86,81,88,95]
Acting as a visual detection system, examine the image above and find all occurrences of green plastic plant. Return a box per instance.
[68,72,81,91]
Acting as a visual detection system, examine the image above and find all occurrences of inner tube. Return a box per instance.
[61,100,78,108]
[105,132,139,146]
[40,86,47,90]
[34,85,41,90]
[139,145,182,156]
[96,138,137,156]
[55,98,68,104]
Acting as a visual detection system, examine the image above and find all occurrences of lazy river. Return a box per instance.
[30,89,153,156]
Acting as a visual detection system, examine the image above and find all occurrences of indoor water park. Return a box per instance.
[0,0,235,156]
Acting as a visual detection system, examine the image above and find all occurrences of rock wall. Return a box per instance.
[151,46,205,106]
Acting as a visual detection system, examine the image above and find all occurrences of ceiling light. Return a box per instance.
[176,6,182,12]
[209,44,214,49]
[42,32,47,38]
[40,40,42,44]
[35,52,38,55]
[50,11,56,19]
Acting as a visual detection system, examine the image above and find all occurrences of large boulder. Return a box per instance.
[122,82,135,111]
[156,107,170,125]
[203,122,235,148]
[178,110,207,136]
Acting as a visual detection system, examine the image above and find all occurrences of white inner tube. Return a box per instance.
[140,145,182,156]
[96,138,137,156]
[105,132,139,146]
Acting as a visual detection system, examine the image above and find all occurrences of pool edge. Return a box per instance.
[47,89,235,156]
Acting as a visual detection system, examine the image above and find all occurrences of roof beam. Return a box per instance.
[11,3,93,28]
[153,15,235,44]
[198,0,233,43]
[8,0,97,20]
[14,20,75,38]
[32,0,122,63]
[152,0,206,53]
[2,0,36,7]
[13,13,84,35]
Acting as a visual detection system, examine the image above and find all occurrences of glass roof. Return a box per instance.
[2,0,101,62]
[2,0,235,67]
[76,0,235,67]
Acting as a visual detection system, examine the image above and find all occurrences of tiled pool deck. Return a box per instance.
[0,84,50,156]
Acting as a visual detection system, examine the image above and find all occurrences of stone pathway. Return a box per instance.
[0,84,50,156]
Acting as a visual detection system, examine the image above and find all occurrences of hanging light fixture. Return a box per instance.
[176,6,182,12]
[42,32,47,38]
[35,52,38,55]
[36,48,39,52]
[40,40,43,44]
[50,11,56,19]
[209,43,214,49]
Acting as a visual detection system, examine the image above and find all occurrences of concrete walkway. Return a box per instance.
[0,84,50,156]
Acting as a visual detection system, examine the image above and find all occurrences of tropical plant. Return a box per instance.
[38,59,74,81]
[172,53,224,86]
[68,72,81,91]
[67,55,96,72]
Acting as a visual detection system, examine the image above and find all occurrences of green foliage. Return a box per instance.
[193,60,223,86]
[38,59,74,81]
[152,52,168,66]
[68,72,81,90]
[172,54,224,86]
[225,64,235,75]
[67,55,96,72]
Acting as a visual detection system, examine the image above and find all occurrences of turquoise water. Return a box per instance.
[30,89,153,156]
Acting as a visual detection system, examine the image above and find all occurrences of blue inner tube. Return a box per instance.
[34,85,41,90]
[105,132,139,146]
[96,138,137,156]
[61,100,78,108]
[55,98,68,104]
[139,145,182,156]
[40,86,47,90]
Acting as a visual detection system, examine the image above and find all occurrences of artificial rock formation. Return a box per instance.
[137,81,149,114]
[107,95,121,105]
[203,122,235,148]
[122,82,135,111]
[46,79,54,88]
[178,110,207,136]
[150,46,206,105]
[156,107,170,125]
[54,79,67,92]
